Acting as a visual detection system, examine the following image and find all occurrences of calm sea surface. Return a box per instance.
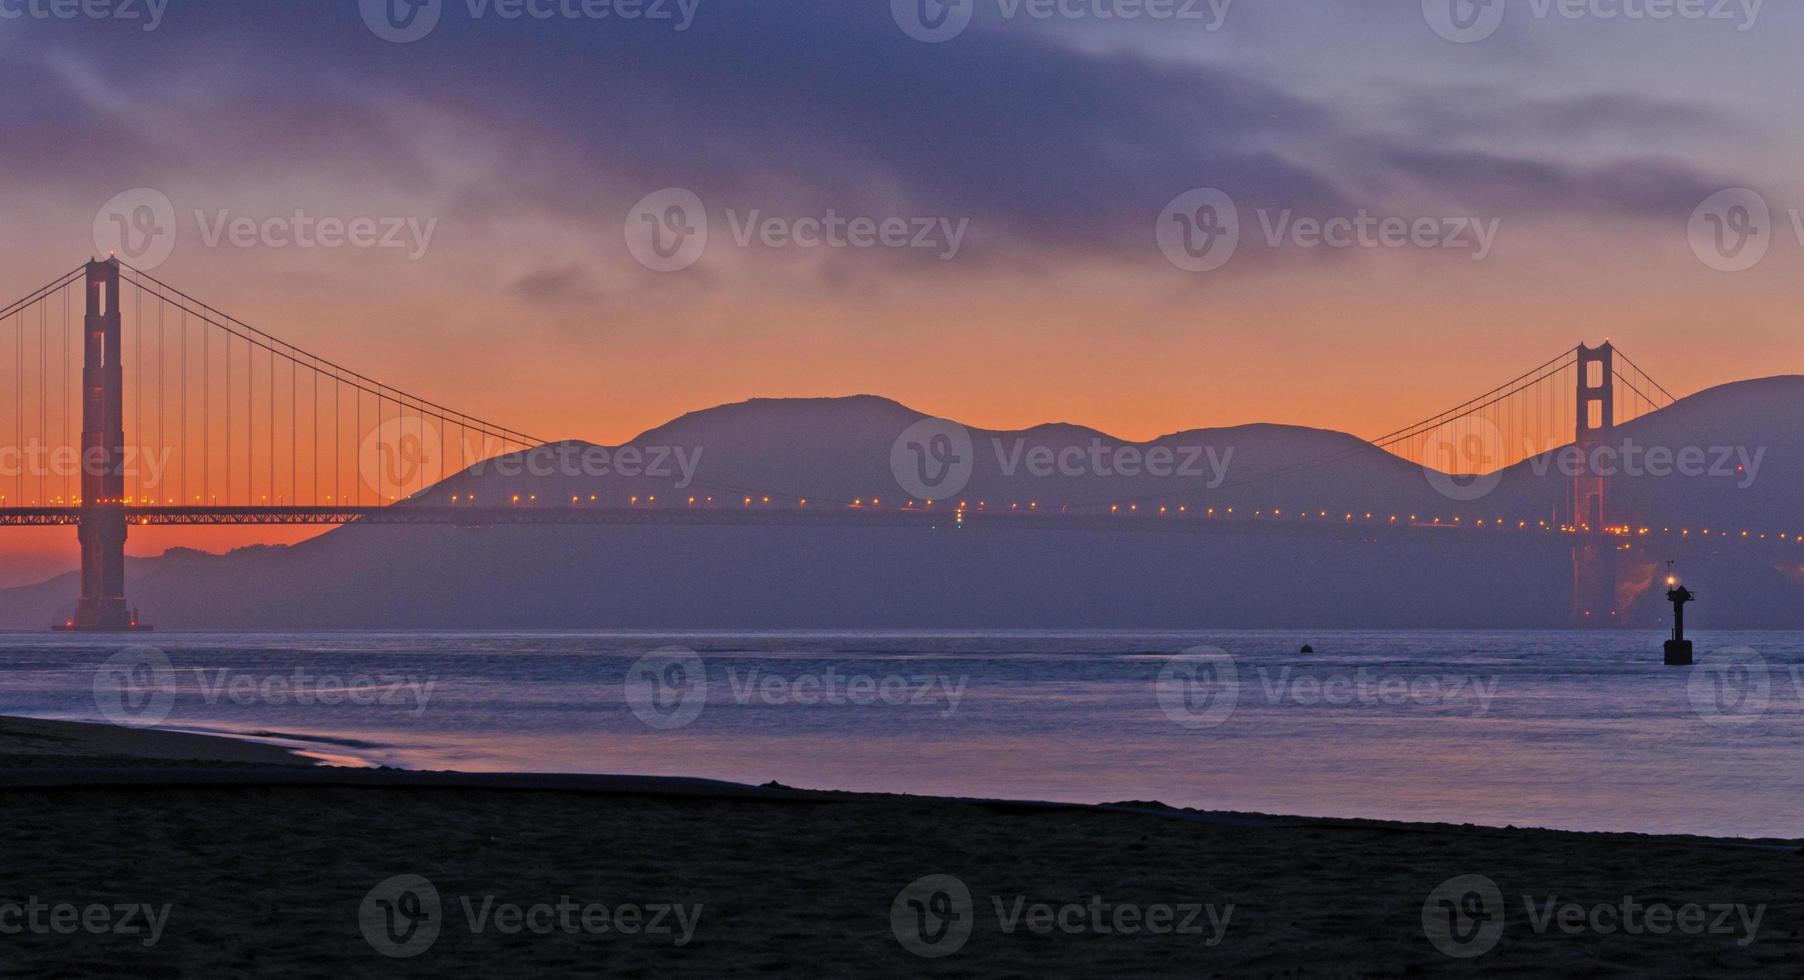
[0,630,1796,839]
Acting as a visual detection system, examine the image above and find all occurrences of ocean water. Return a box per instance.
[0,630,1797,839]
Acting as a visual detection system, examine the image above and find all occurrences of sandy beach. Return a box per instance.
[0,716,1792,977]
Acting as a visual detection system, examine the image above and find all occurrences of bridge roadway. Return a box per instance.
[0,505,1432,532]
[0,505,1772,552]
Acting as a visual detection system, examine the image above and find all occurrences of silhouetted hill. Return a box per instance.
[0,379,1798,629]
[422,394,1448,518]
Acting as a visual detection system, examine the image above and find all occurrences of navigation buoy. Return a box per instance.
[1664,563,1694,666]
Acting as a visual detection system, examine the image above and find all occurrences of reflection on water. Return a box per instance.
[0,630,1797,838]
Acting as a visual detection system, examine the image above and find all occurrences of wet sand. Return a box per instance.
[0,717,1795,977]
[0,715,311,767]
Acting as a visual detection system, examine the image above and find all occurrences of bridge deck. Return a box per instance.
[0,507,1779,552]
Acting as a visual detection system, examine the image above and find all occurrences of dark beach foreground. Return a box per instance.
[0,717,1795,978]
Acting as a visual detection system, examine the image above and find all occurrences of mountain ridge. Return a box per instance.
[0,374,1797,629]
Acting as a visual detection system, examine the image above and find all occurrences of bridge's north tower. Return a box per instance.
[1570,342,1617,624]
[71,258,133,630]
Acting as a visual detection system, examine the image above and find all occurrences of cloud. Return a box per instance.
[0,0,1760,280]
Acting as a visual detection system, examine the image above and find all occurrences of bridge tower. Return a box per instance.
[70,258,134,631]
[1569,342,1616,625]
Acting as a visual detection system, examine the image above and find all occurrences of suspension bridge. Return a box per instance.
[0,259,1775,630]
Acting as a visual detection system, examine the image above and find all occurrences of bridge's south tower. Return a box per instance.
[1570,342,1616,624]
[72,258,132,630]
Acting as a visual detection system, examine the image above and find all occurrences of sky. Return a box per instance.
[0,0,1799,578]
